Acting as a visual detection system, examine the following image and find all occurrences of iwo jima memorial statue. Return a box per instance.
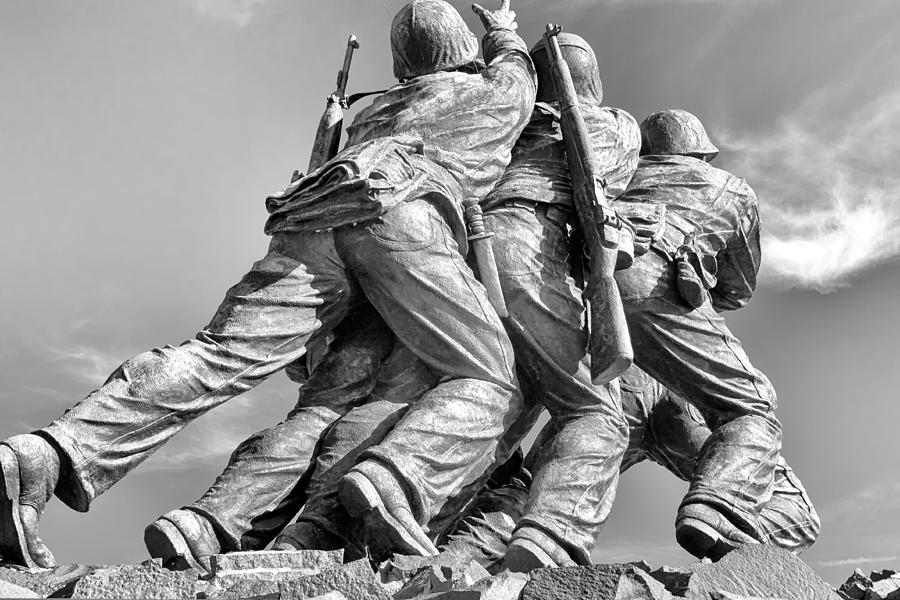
[1,1,834,599]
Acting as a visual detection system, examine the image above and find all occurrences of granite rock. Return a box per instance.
[420,569,529,600]
[392,553,492,599]
[0,577,40,598]
[71,562,198,599]
[838,569,871,600]
[0,563,100,597]
[307,593,349,600]
[649,565,695,597]
[209,558,390,600]
[211,551,344,575]
[615,566,676,600]
[204,550,346,595]
[836,569,900,600]
[711,591,788,600]
[686,545,841,600]
[522,563,629,600]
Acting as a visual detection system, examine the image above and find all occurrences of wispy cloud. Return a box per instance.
[46,343,122,387]
[719,44,900,292]
[187,0,271,27]
[520,0,772,9]
[819,556,899,568]
[820,480,900,524]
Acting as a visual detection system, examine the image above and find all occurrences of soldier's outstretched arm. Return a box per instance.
[471,0,534,80]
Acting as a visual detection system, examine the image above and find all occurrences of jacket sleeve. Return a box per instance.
[480,27,537,96]
[710,181,762,312]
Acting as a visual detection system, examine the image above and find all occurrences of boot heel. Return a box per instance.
[338,471,380,518]
[144,518,203,572]
[676,516,722,559]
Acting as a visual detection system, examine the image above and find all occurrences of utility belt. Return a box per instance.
[501,199,578,229]
[500,198,637,281]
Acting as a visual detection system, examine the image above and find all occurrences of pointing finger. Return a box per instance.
[500,0,511,11]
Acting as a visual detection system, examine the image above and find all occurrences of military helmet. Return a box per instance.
[391,0,479,81]
[639,109,719,160]
[529,33,603,104]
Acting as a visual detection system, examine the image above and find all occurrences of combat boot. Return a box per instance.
[675,502,758,561]
[0,433,60,569]
[504,526,576,572]
[338,459,437,560]
[144,508,221,574]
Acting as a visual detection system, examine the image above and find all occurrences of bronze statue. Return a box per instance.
[612,108,780,560]
[0,0,536,569]
[144,31,640,572]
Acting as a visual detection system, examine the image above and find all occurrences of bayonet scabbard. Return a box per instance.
[465,201,509,318]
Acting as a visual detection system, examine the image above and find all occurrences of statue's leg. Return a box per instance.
[144,304,394,570]
[618,252,781,560]
[279,344,438,556]
[427,365,656,573]
[333,198,523,559]
[1,231,354,568]
[646,391,819,554]
[483,203,629,570]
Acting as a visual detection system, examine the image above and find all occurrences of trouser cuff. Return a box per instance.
[34,427,93,513]
[514,516,592,565]
[183,504,241,552]
[357,447,427,523]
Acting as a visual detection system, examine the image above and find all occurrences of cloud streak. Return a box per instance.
[187,0,271,27]
[719,58,900,292]
[819,556,899,568]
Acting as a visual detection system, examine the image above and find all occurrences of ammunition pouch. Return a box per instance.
[264,136,461,236]
[673,245,718,308]
[615,202,667,257]
[616,202,719,308]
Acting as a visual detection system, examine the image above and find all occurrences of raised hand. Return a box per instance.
[471,0,517,32]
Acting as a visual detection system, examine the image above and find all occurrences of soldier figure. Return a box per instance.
[141,31,649,572]
[610,108,781,561]
[274,110,782,569]
[0,0,536,569]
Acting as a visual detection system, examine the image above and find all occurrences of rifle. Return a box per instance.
[297,34,361,182]
[543,23,632,384]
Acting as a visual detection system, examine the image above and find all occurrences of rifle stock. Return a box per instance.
[543,24,633,384]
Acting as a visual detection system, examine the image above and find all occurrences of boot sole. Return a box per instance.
[144,518,204,573]
[338,471,437,558]
[0,445,36,569]
[505,538,557,573]
[676,517,736,561]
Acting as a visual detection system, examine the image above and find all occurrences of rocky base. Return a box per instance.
[0,545,892,600]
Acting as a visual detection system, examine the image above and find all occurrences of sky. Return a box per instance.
[1,0,899,587]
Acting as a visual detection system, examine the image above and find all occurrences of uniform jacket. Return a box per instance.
[265,28,536,247]
[483,102,641,210]
[614,155,762,311]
